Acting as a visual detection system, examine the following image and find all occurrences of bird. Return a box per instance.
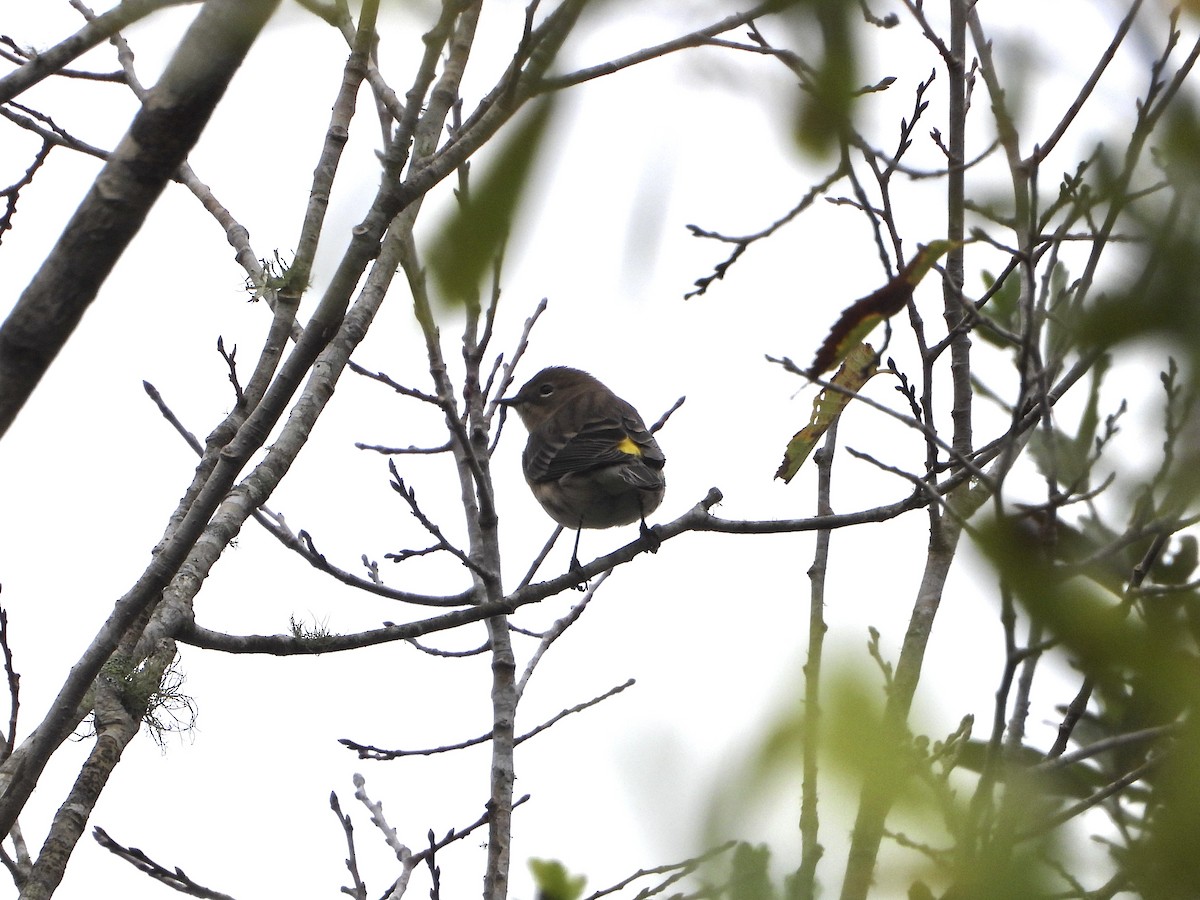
[500,366,666,574]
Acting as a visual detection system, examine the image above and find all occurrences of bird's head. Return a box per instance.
[498,366,602,430]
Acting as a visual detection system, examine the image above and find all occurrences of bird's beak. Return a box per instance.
[497,396,519,407]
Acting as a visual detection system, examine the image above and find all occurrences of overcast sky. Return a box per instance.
[0,2,1187,898]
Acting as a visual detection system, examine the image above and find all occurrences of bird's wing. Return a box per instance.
[526,413,664,482]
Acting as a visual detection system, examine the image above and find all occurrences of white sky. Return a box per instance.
[0,2,1191,898]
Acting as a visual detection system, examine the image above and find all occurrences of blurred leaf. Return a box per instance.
[977,268,1020,347]
[427,96,557,306]
[1028,427,1089,494]
[975,514,1146,672]
[704,659,928,849]
[976,514,1199,780]
[729,843,776,900]
[1155,535,1199,585]
[792,0,857,156]
[952,739,1102,799]
[1044,261,1077,359]
[529,858,586,900]
[776,342,878,482]
[1027,354,1109,491]
[1077,112,1200,376]
[1073,351,1106,459]
[809,241,959,375]
[1127,715,1200,897]
[937,844,1061,900]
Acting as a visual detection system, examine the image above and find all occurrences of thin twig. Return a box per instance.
[516,572,607,698]
[342,678,635,760]
[388,464,493,581]
[1015,755,1162,842]
[648,396,686,435]
[92,827,239,900]
[0,607,17,764]
[583,841,739,900]
[329,791,368,900]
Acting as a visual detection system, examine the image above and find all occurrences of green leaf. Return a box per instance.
[1027,354,1111,492]
[1044,261,1076,357]
[1028,426,1090,492]
[1072,352,1108,463]
[977,268,1020,346]
[529,858,586,900]
[427,97,557,307]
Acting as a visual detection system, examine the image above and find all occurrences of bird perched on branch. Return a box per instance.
[500,366,666,572]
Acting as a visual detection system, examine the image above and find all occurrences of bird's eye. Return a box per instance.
[538,383,555,397]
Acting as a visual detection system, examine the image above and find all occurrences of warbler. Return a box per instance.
[500,366,666,563]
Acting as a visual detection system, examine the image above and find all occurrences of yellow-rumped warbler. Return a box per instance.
[501,366,666,564]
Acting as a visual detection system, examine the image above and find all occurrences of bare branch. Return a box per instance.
[0,139,52,243]
[388,465,493,581]
[516,573,607,698]
[142,383,473,607]
[584,841,739,900]
[407,794,531,868]
[0,605,20,763]
[0,0,285,841]
[92,827,239,900]
[537,3,785,93]
[329,792,368,900]
[648,396,686,435]
[1034,725,1177,774]
[215,337,243,408]
[1016,755,1163,842]
[685,163,847,299]
[357,440,454,455]
[0,103,109,160]
[342,678,635,760]
[1025,0,1143,167]
[348,363,441,404]
[0,0,199,105]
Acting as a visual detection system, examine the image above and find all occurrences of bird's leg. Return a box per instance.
[638,496,662,555]
[569,527,588,591]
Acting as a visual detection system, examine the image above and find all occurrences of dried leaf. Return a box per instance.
[776,343,877,482]
[809,240,958,376]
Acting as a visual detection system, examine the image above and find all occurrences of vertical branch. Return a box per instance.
[391,5,594,895]
[798,424,836,897]
[0,607,18,763]
[20,642,175,900]
[964,582,1020,856]
[987,619,1044,852]
[288,0,379,307]
[840,2,973,896]
[943,1,972,467]
[0,0,283,437]
[390,4,520,890]
[966,6,1040,502]
[0,0,288,841]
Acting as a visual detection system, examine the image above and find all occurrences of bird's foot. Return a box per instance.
[569,553,588,591]
[640,520,662,554]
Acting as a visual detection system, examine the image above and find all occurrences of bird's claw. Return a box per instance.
[569,554,588,591]
[639,520,662,554]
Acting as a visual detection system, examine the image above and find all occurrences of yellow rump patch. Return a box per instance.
[616,436,642,456]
